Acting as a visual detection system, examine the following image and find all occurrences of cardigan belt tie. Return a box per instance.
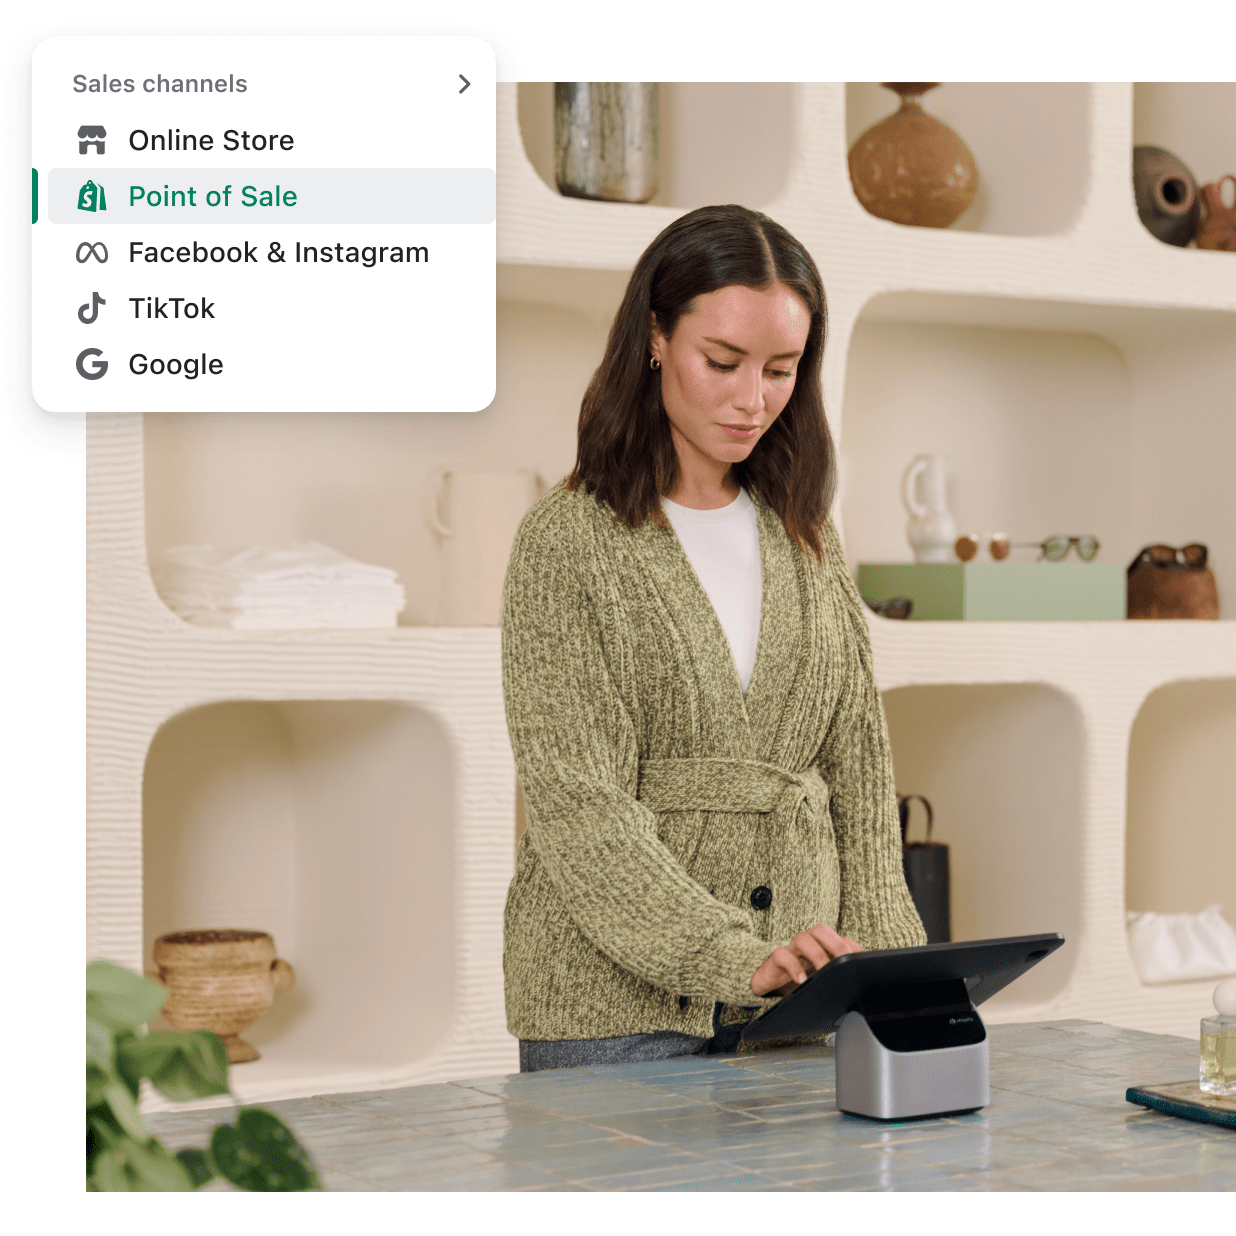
[636,757,829,832]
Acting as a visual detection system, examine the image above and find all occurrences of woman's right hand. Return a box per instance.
[751,923,863,997]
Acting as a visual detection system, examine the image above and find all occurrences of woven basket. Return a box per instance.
[151,929,295,1063]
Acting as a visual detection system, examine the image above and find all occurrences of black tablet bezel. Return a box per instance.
[739,932,1066,1044]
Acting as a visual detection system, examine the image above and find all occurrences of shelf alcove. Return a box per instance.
[882,683,1083,1011]
[143,699,457,1097]
[143,281,612,627]
[1132,82,1236,208]
[1126,678,1236,927]
[840,82,1092,238]
[840,291,1236,605]
[517,82,794,210]
[844,83,1091,237]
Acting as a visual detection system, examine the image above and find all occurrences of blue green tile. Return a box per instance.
[205,1023,1236,1191]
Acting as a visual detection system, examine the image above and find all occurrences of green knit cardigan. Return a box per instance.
[500,482,925,1042]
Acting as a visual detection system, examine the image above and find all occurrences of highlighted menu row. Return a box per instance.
[50,168,495,224]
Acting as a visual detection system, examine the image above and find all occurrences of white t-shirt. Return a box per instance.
[661,489,763,694]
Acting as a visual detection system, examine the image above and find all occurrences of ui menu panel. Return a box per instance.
[32,35,496,413]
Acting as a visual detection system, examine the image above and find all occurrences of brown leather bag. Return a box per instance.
[1127,549,1219,620]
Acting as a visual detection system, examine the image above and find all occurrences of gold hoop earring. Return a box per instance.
[650,356,660,370]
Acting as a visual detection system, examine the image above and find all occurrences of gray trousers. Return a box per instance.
[519,1004,744,1072]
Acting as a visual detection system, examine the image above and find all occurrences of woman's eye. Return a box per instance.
[768,368,795,380]
[705,357,738,372]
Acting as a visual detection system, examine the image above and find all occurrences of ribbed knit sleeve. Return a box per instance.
[501,497,777,1009]
[815,521,927,952]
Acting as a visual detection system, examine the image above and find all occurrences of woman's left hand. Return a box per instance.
[750,923,864,997]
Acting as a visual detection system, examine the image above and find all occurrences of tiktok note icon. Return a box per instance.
[79,292,106,324]
[76,348,108,380]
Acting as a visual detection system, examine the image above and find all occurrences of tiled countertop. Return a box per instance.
[145,1020,1234,1191]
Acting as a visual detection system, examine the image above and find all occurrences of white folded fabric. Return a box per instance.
[154,542,406,629]
[1127,904,1236,984]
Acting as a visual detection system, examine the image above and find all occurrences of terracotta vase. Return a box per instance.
[1132,146,1200,247]
[1196,176,1236,252]
[554,83,659,203]
[151,929,295,1063]
[848,83,978,228]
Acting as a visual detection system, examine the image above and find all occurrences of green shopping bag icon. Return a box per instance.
[77,179,107,212]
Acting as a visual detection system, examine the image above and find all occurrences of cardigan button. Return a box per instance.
[750,885,772,911]
[678,996,690,1011]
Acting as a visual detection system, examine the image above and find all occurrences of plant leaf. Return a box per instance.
[209,1108,320,1192]
[87,1015,113,1068]
[89,1146,133,1192]
[120,1030,230,1101]
[112,1030,143,1099]
[86,961,166,1031]
[104,1082,150,1143]
[176,1146,214,1188]
[89,1134,198,1192]
[87,1062,111,1109]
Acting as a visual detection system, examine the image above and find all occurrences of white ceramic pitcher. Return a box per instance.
[425,469,542,625]
[902,455,958,564]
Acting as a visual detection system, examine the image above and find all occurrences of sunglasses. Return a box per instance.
[1128,543,1208,571]
[863,595,913,620]
[955,534,1099,562]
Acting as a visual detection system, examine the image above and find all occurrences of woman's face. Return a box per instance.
[650,281,811,478]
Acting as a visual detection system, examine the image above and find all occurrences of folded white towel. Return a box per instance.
[1127,904,1236,984]
[155,542,406,629]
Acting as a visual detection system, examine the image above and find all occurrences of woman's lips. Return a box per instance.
[720,423,760,439]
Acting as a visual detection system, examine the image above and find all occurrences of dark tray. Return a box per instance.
[1126,1082,1236,1130]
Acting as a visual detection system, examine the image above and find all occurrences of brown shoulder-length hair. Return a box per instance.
[567,203,835,559]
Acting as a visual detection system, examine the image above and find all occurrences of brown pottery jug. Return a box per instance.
[848,83,978,229]
[151,929,295,1063]
[1132,146,1200,247]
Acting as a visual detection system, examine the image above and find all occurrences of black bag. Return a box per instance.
[898,794,951,944]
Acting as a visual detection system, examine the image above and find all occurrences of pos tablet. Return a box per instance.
[740,933,1065,1120]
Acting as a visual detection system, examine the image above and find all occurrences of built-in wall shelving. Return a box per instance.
[87,82,1236,1113]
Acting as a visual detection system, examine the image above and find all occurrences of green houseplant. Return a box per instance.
[86,960,320,1190]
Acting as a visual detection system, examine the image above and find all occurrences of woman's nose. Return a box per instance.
[733,365,765,414]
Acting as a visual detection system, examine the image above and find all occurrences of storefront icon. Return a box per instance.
[78,125,107,154]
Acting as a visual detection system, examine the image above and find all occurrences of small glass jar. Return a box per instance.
[1200,1014,1236,1095]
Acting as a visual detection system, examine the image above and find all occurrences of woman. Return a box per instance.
[501,204,925,1072]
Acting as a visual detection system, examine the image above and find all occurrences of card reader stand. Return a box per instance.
[739,933,1065,1121]
[834,978,988,1120]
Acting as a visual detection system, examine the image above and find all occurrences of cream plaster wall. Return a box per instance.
[839,321,1132,569]
[143,297,602,626]
[88,85,1236,1108]
[1126,680,1236,923]
[882,684,1084,1010]
[1133,83,1236,188]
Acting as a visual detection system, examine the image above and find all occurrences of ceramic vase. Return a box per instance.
[151,929,295,1063]
[848,83,978,228]
[1196,176,1236,252]
[902,455,957,563]
[426,469,542,625]
[554,83,659,203]
[1132,146,1201,247]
